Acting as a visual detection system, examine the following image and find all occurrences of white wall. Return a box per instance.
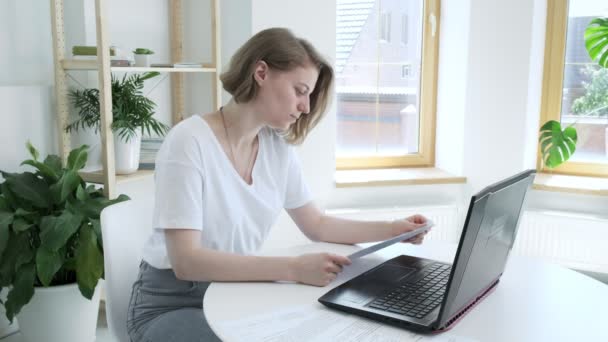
[1,0,56,179]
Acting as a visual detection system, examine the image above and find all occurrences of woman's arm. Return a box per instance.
[165,229,351,286]
[287,202,429,245]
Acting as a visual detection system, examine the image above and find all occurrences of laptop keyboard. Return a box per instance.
[367,263,451,319]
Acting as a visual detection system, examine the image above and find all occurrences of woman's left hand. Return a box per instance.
[391,214,431,245]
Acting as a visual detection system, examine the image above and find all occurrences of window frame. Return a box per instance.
[336,0,440,170]
[538,0,608,177]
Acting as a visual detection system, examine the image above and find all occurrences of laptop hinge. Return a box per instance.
[437,278,500,331]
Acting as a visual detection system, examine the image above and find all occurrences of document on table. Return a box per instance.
[348,220,434,260]
[217,304,477,342]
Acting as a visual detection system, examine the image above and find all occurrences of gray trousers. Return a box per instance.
[127,261,221,342]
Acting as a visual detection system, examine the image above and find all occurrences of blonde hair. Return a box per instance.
[220,27,334,145]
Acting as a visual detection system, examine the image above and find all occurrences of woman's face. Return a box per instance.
[254,62,319,130]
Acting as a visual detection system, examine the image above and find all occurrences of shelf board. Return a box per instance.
[80,169,154,184]
[61,59,216,72]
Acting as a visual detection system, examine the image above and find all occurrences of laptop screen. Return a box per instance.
[437,170,535,327]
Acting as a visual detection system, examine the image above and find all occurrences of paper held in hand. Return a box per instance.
[348,220,434,260]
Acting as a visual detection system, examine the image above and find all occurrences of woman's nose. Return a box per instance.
[298,98,310,114]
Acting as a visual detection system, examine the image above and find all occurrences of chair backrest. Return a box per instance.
[100,198,154,342]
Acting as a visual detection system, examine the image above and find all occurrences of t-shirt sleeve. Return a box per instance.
[152,130,205,230]
[283,146,312,209]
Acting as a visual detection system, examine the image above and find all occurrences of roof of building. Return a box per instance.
[336,0,375,74]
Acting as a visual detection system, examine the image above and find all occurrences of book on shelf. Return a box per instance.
[72,45,116,56]
[150,62,203,68]
[140,137,163,166]
[138,162,155,171]
[71,55,134,67]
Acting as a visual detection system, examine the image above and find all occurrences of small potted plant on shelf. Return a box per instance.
[67,71,169,174]
[133,48,154,67]
[0,142,129,342]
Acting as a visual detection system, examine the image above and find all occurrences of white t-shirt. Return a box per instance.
[142,115,312,269]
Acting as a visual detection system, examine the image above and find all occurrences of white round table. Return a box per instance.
[204,240,608,341]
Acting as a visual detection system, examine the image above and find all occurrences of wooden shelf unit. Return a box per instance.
[50,0,222,198]
[61,59,217,72]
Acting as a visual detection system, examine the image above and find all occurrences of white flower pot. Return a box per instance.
[16,283,100,342]
[134,54,151,67]
[114,130,142,174]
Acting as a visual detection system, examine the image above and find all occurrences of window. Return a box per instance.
[539,0,608,177]
[335,0,439,169]
[402,13,409,45]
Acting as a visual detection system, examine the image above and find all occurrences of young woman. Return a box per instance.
[127,27,430,342]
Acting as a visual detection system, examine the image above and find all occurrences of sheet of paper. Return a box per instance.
[348,220,434,260]
[218,304,478,342]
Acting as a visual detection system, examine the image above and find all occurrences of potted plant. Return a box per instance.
[66,71,169,174]
[133,48,154,67]
[583,17,608,158]
[0,142,129,342]
[539,17,608,168]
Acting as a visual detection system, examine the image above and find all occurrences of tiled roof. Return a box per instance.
[336,0,375,74]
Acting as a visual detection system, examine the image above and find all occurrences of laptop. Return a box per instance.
[319,169,535,332]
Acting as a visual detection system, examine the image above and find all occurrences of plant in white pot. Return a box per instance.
[133,48,154,67]
[67,71,169,174]
[0,142,129,342]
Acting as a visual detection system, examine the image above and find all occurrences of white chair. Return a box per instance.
[100,198,154,342]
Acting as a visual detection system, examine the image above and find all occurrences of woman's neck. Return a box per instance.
[220,101,264,148]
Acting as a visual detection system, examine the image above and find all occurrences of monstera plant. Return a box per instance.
[0,142,129,322]
[539,17,608,168]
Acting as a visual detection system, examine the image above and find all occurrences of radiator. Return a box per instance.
[327,206,608,273]
[513,210,608,273]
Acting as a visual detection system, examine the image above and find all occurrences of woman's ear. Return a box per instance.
[253,60,269,86]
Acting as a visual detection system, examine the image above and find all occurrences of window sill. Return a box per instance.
[334,167,466,188]
[533,173,608,196]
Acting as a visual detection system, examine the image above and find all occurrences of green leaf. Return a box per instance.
[14,208,37,221]
[140,71,160,82]
[13,236,34,273]
[90,219,103,250]
[20,160,59,183]
[36,247,63,287]
[0,228,33,291]
[49,170,81,205]
[40,211,84,251]
[5,172,51,209]
[12,218,33,232]
[539,120,578,168]
[0,196,8,211]
[0,212,12,258]
[585,18,608,68]
[0,183,21,211]
[43,155,63,175]
[76,184,88,201]
[25,141,40,161]
[0,231,19,286]
[5,263,36,323]
[0,212,13,227]
[67,193,129,220]
[75,225,103,299]
[66,145,89,172]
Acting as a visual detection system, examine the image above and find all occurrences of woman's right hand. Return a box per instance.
[288,253,352,287]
